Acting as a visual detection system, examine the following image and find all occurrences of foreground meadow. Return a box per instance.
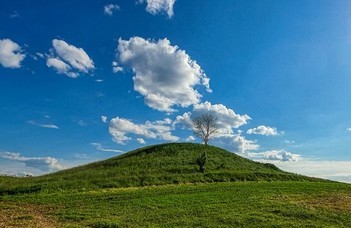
[1,181,351,227]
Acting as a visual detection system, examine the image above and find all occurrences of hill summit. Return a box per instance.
[0,143,321,194]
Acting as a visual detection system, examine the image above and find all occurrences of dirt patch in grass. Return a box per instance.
[295,194,351,212]
[0,201,56,227]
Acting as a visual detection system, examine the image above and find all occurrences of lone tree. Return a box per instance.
[192,113,218,145]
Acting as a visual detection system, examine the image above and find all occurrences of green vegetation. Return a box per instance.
[1,182,351,227]
[196,151,207,173]
[1,143,349,226]
[0,143,321,194]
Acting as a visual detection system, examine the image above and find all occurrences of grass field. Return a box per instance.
[0,143,349,227]
[1,181,351,227]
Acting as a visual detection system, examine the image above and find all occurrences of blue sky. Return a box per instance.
[1,0,351,182]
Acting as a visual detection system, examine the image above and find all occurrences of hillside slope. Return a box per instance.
[0,143,323,194]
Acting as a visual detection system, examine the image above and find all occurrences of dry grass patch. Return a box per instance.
[0,201,56,228]
[298,194,351,212]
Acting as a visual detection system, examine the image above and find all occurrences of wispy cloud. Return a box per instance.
[91,143,123,153]
[104,4,120,16]
[27,120,59,129]
[9,11,20,18]
[272,160,351,183]
[73,153,90,159]
[77,120,87,127]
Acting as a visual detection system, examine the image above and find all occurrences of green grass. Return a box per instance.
[1,182,350,227]
[0,143,323,195]
[1,143,346,226]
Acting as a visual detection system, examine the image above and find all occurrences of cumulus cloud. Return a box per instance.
[0,151,64,172]
[91,143,123,153]
[248,149,301,162]
[0,38,26,68]
[109,116,179,144]
[138,0,176,18]
[174,101,251,135]
[47,39,94,77]
[27,120,59,129]
[232,134,259,154]
[104,4,120,16]
[116,37,211,112]
[247,125,280,136]
[219,134,259,154]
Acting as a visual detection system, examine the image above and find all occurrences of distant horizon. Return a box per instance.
[1,0,351,183]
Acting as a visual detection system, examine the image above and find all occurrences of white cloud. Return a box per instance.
[112,61,123,73]
[248,149,301,162]
[137,138,146,144]
[0,151,64,172]
[174,101,251,135]
[247,125,280,136]
[36,52,45,59]
[193,102,250,133]
[109,116,179,144]
[46,57,78,78]
[186,136,195,141]
[91,143,123,153]
[0,39,25,68]
[270,160,351,183]
[47,39,94,77]
[27,120,59,129]
[101,115,108,123]
[222,134,259,154]
[139,0,176,18]
[347,128,351,132]
[104,4,120,16]
[116,37,211,112]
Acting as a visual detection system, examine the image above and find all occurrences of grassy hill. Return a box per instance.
[0,143,321,195]
[1,143,350,227]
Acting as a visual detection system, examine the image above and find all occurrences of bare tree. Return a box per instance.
[192,113,218,145]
